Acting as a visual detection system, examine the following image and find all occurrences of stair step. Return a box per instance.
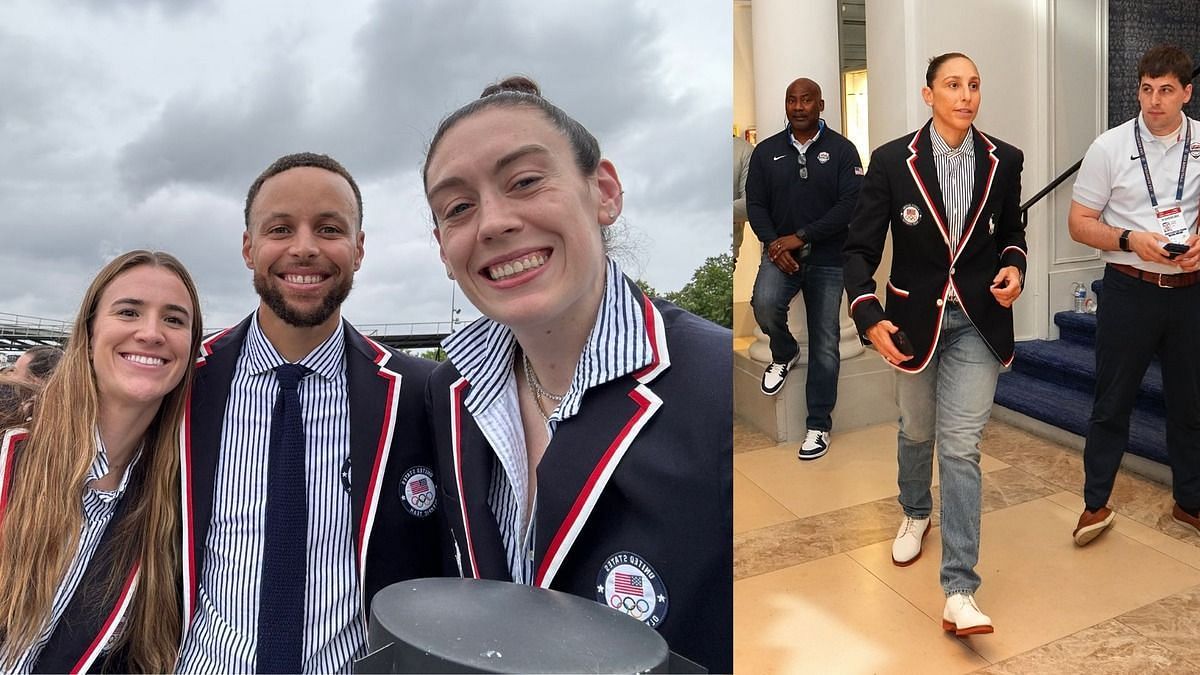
[1012,340,1164,415]
[994,371,1168,466]
[1054,311,1096,346]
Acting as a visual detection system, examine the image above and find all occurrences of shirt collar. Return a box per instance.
[443,257,655,420]
[89,429,143,497]
[243,311,346,381]
[790,119,825,153]
[930,123,975,158]
[1138,111,1188,144]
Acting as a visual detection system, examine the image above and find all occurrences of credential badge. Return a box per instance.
[596,551,669,628]
[817,151,830,164]
[900,203,922,226]
[400,466,437,517]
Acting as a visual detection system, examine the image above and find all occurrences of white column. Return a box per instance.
[747,0,863,364]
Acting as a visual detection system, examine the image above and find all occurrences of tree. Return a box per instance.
[664,253,733,328]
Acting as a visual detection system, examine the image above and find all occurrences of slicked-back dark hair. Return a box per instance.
[422,75,601,224]
[925,52,974,87]
[1138,44,1194,88]
[244,152,363,229]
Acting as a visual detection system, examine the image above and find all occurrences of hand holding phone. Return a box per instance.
[1164,242,1189,259]
[892,330,914,357]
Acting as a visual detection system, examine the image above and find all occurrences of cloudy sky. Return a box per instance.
[0,0,731,334]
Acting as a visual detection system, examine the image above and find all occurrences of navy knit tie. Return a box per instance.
[257,363,310,673]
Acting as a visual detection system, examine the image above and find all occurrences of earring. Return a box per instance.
[608,210,617,221]
[446,269,455,280]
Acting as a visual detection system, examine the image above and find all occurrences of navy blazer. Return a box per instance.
[428,291,733,674]
[844,121,1027,370]
[179,314,442,639]
[0,429,140,674]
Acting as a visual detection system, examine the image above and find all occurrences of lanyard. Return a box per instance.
[1133,116,1191,208]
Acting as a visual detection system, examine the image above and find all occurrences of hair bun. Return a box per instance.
[480,75,541,99]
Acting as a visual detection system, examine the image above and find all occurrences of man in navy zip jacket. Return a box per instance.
[747,77,863,460]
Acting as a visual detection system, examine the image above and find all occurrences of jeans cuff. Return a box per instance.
[944,587,979,598]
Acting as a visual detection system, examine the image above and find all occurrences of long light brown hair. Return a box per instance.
[0,250,202,672]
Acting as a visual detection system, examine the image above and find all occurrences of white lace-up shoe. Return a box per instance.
[796,430,830,460]
[942,593,994,636]
[760,355,800,396]
[890,516,930,566]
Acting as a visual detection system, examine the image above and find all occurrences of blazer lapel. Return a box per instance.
[446,376,510,580]
[532,290,669,589]
[343,326,404,615]
[905,124,952,250]
[954,128,1000,261]
[180,319,245,633]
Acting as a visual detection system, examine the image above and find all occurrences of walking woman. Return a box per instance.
[0,250,202,672]
[843,53,1027,635]
[423,76,732,672]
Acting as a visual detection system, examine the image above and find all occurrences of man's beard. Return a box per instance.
[254,270,353,328]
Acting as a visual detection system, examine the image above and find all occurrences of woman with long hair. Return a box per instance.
[423,76,732,673]
[0,250,202,673]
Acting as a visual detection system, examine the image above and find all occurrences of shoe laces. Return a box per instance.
[804,429,823,444]
[899,517,917,537]
[766,361,788,376]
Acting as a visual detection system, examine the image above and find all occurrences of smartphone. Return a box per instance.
[892,330,914,358]
[1164,242,1189,259]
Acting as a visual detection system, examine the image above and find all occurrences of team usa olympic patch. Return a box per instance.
[399,466,437,517]
[817,151,831,164]
[596,551,668,628]
[900,203,922,226]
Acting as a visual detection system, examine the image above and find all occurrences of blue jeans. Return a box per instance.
[750,254,843,431]
[894,304,999,596]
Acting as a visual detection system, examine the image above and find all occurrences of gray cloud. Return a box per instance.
[0,0,730,337]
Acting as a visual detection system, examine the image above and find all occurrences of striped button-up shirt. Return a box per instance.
[930,124,976,252]
[178,315,362,673]
[442,258,655,584]
[10,433,142,674]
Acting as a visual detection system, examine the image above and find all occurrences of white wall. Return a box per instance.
[865,0,1052,340]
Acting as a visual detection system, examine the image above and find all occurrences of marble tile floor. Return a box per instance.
[733,416,1200,674]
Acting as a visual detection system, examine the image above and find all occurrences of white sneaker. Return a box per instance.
[760,355,799,396]
[942,593,994,636]
[891,516,930,566]
[797,430,830,460]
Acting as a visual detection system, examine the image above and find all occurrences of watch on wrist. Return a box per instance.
[795,229,808,244]
[1119,229,1131,252]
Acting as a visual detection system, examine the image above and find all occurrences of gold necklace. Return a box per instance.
[522,353,566,422]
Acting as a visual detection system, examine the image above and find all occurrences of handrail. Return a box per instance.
[1019,63,1200,222]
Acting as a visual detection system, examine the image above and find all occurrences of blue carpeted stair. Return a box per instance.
[994,280,1168,466]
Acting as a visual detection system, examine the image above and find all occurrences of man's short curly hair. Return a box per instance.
[244,152,363,229]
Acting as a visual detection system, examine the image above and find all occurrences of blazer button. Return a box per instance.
[936,298,944,307]
[949,267,956,274]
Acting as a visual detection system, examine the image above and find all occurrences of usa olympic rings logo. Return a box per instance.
[400,466,437,517]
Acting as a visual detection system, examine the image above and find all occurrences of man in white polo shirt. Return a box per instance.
[1068,44,1200,546]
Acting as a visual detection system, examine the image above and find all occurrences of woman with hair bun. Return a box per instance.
[0,250,202,672]
[423,76,731,672]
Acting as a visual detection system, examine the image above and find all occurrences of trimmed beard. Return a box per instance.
[254,270,352,328]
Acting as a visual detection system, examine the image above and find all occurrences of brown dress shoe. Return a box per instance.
[1073,507,1114,546]
[1172,504,1200,535]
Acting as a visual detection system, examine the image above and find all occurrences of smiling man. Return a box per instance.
[746,77,862,460]
[176,153,442,673]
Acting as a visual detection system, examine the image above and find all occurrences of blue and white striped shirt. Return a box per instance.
[177,315,363,674]
[9,433,142,674]
[442,258,655,583]
[930,124,976,252]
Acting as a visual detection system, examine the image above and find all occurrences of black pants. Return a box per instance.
[1083,265,1200,512]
